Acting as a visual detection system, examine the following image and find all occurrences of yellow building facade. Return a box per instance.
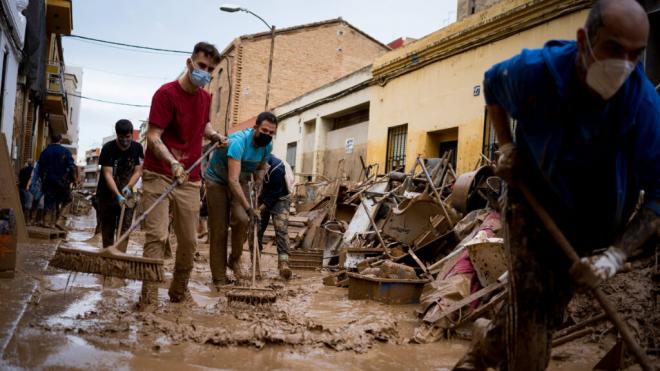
[367,0,593,174]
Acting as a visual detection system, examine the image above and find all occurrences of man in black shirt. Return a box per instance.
[257,154,292,280]
[97,119,144,252]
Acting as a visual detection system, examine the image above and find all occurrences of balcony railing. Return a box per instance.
[46,62,69,108]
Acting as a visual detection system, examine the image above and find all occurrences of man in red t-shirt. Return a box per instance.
[140,42,227,305]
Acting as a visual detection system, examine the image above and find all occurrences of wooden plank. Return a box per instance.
[0,134,27,242]
[433,281,506,324]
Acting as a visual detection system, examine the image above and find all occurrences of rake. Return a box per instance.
[227,176,276,305]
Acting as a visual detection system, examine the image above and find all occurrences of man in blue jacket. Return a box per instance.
[37,134,76,228]
[454,0,660,369]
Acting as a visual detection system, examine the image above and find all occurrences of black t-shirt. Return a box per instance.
[97,141,144,200]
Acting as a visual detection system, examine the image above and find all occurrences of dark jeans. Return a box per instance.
[461,187,575,370]
[43,179,71,212]
[257,198,291,256]
[98,197,134,252]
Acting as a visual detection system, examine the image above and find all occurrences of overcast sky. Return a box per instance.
[64,0,457,162]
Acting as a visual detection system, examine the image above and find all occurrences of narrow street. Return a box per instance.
[0,211,610,370]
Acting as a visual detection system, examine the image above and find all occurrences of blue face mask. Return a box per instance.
[190,65,211,87]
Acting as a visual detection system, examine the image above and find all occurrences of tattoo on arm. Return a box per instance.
[147,126,176,165]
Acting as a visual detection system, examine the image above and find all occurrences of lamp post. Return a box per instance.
[220,4,275,111]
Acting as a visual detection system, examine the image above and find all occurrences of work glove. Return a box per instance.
[209,132,229,148]
[121,185,132,198]
[571,246,626,288]
[116,194,126,206]
[495,143,519,184]
[171,161,187,184]
[582,246,626,281]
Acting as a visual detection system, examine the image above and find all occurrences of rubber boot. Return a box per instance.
[168,270,192,303]
[138,281,159,310]
[278,254,292,280]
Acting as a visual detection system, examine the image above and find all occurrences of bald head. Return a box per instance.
[584,0,648,56]
[577,0,648,69]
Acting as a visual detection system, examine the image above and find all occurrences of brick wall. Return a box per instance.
[208,21,387,133]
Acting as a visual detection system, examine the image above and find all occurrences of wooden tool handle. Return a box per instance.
[110,142,219,252]
[518,183,654,371]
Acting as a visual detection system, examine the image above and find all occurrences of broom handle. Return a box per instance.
[110,142,219,251]
[518,183,654,371]
[116,204,125,242]
[250,176,257,288]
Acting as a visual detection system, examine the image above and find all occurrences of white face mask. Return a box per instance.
[583,37,635,100]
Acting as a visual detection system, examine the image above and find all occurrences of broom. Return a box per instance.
[49,142,220,282]
[227,176,276,305]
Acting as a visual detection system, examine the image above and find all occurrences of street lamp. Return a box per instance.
[220,4,275,111]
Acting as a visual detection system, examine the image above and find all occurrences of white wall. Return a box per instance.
[65,66,83,148]
[0,0,27,158]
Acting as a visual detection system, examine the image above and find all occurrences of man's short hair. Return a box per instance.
[115,119,133,135]
[51,134,62,143]
[193,42,221,64]
[256,112,278,127]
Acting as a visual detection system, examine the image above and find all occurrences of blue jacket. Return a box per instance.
[37,143,75,185]
[484,40,660,250]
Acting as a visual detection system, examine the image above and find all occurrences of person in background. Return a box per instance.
[257,154,293,280]
[18,160,34,219]
[37,134,75,228]
[96,119,144,251]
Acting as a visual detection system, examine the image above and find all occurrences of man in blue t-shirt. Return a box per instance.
[257,154,292,280]
[205,112,277,288]
[454,0,659,370]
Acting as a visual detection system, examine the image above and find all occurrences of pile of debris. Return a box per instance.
[288,151,508,343]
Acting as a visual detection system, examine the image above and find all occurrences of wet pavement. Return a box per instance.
[0,211,610,370]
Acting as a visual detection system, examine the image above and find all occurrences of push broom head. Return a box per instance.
[226,287,277,306]
[49,245,165,282]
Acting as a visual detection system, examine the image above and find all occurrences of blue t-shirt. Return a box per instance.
[205,128,272,185]
[484,40,660,250]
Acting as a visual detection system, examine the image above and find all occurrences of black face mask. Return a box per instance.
[117,138,131,149]
[254,132,272,147]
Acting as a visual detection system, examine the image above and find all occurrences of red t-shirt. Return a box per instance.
[144,81,210,181]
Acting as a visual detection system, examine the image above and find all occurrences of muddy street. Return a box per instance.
[0,211,613,370]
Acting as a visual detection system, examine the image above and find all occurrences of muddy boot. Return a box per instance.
[138,281,159,310]
[278,254,292,281]
[212,276,229,292]
[43,210,53,228]
[168,270,192,303]
[228,255,245,279]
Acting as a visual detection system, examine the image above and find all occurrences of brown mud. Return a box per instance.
[0,211,637,370]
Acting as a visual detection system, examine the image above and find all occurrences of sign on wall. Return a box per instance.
[345,137,354,154]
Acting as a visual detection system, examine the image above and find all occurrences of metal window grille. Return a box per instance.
[386,124,407,172]
[286,142,297,172]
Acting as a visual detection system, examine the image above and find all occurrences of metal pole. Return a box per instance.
[264,25,275,111]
